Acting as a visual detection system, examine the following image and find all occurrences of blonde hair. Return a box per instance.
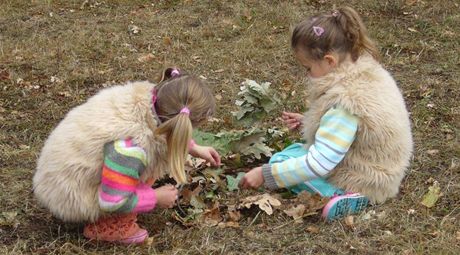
[154,68,215,184]
[291,6,380,62]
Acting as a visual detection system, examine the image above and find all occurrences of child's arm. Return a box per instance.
[98,139,178,213]
[241,107,359,189]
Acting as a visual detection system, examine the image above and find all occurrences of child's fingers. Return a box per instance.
[284,119,299,125]
[209,148,221,166]
[288,123,300,130]
[239,177,248,189]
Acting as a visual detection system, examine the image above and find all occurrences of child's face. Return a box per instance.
[295,49,337,78]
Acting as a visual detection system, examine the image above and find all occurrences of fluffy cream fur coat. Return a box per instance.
[33,81,169,222]
[302,54,413,203]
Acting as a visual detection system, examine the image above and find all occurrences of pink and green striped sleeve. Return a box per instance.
[98,139,157,213]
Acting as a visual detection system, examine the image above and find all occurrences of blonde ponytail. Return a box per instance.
[155,113,192,184]
[153,70,215,184]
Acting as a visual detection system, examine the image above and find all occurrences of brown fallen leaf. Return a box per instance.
[0,69,10,81]
[344,215,355,229]
[218,221,240,228]
[426,149,439,156]
[305,225,320,234]
[163,36,172,46]
[283,204,306,222]
[180,186,202,204]
[296,191,330,211]
[240,193,281,215]
[144,237,154,246]
[201,202,222,226]
[137,53,155,63]
[456,231,460,241]
[228,210,241,222]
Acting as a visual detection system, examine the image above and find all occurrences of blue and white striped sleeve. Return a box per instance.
[262,107,359,190]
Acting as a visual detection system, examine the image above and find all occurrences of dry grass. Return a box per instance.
[1,0,459,254]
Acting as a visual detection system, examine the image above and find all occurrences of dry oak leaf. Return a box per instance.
[283,204,306,222]
[201,202,222,226]
[295,191,330,211]
[239,193,281,215]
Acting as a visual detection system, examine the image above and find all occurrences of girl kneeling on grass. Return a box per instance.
[33,68,221,244]
[240,6,413,220]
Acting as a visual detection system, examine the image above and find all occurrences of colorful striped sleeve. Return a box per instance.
[98,139,157,213]
[262,107,359,189]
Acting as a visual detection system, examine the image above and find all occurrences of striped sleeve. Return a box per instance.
[98,139,157,213]
[263,107,359,189]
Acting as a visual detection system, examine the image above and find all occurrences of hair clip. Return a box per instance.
[332,10,339,17]
[313,26,324,37]
[171,69,180,77]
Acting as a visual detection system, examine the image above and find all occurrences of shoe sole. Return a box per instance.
[84,229,148,244]
[119,229,148,244]
[322,194,369,221]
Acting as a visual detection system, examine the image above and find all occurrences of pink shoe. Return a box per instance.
[322,193,369,221]
[83,213,148,244]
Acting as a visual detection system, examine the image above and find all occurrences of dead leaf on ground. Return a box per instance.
[421,181,442,208]
[426,149,439,156]
[344,215,355,229]
[228,210,241,222]
[306,225,320,234]
[163,36,172,46]
[0,211,20,228]
[295,191,330,211]
[218,221,240,228]
[283,204,305,223]
[128,24,141,34]
[180,186,202,204]
[137,53,155,63]
[456,231,460,241]
[200,202,222,226]
[0,69,11,81]
[239,193,281,215]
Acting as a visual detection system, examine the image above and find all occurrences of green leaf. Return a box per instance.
[231,79,281,127]
[226,172,246,192]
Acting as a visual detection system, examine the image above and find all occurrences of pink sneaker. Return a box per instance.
[322,193,369,221]
[83,213,148,244]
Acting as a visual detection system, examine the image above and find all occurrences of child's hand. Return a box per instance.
[189,144,221,167]
[239,166,264,189]
[281,111,304,130]
[155,184,178,209]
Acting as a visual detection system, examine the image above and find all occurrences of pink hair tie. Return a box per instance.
[180,107,190,115]
[171,69,180,77]
[313,26,324,37]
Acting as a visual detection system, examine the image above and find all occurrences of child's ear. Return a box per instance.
[324,54,339,68]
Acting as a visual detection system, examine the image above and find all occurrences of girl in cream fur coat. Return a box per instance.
[240,7,413,221]
[33,68,221,244]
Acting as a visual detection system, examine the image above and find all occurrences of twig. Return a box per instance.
[248,211,261,227]
[272,212,317,230]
